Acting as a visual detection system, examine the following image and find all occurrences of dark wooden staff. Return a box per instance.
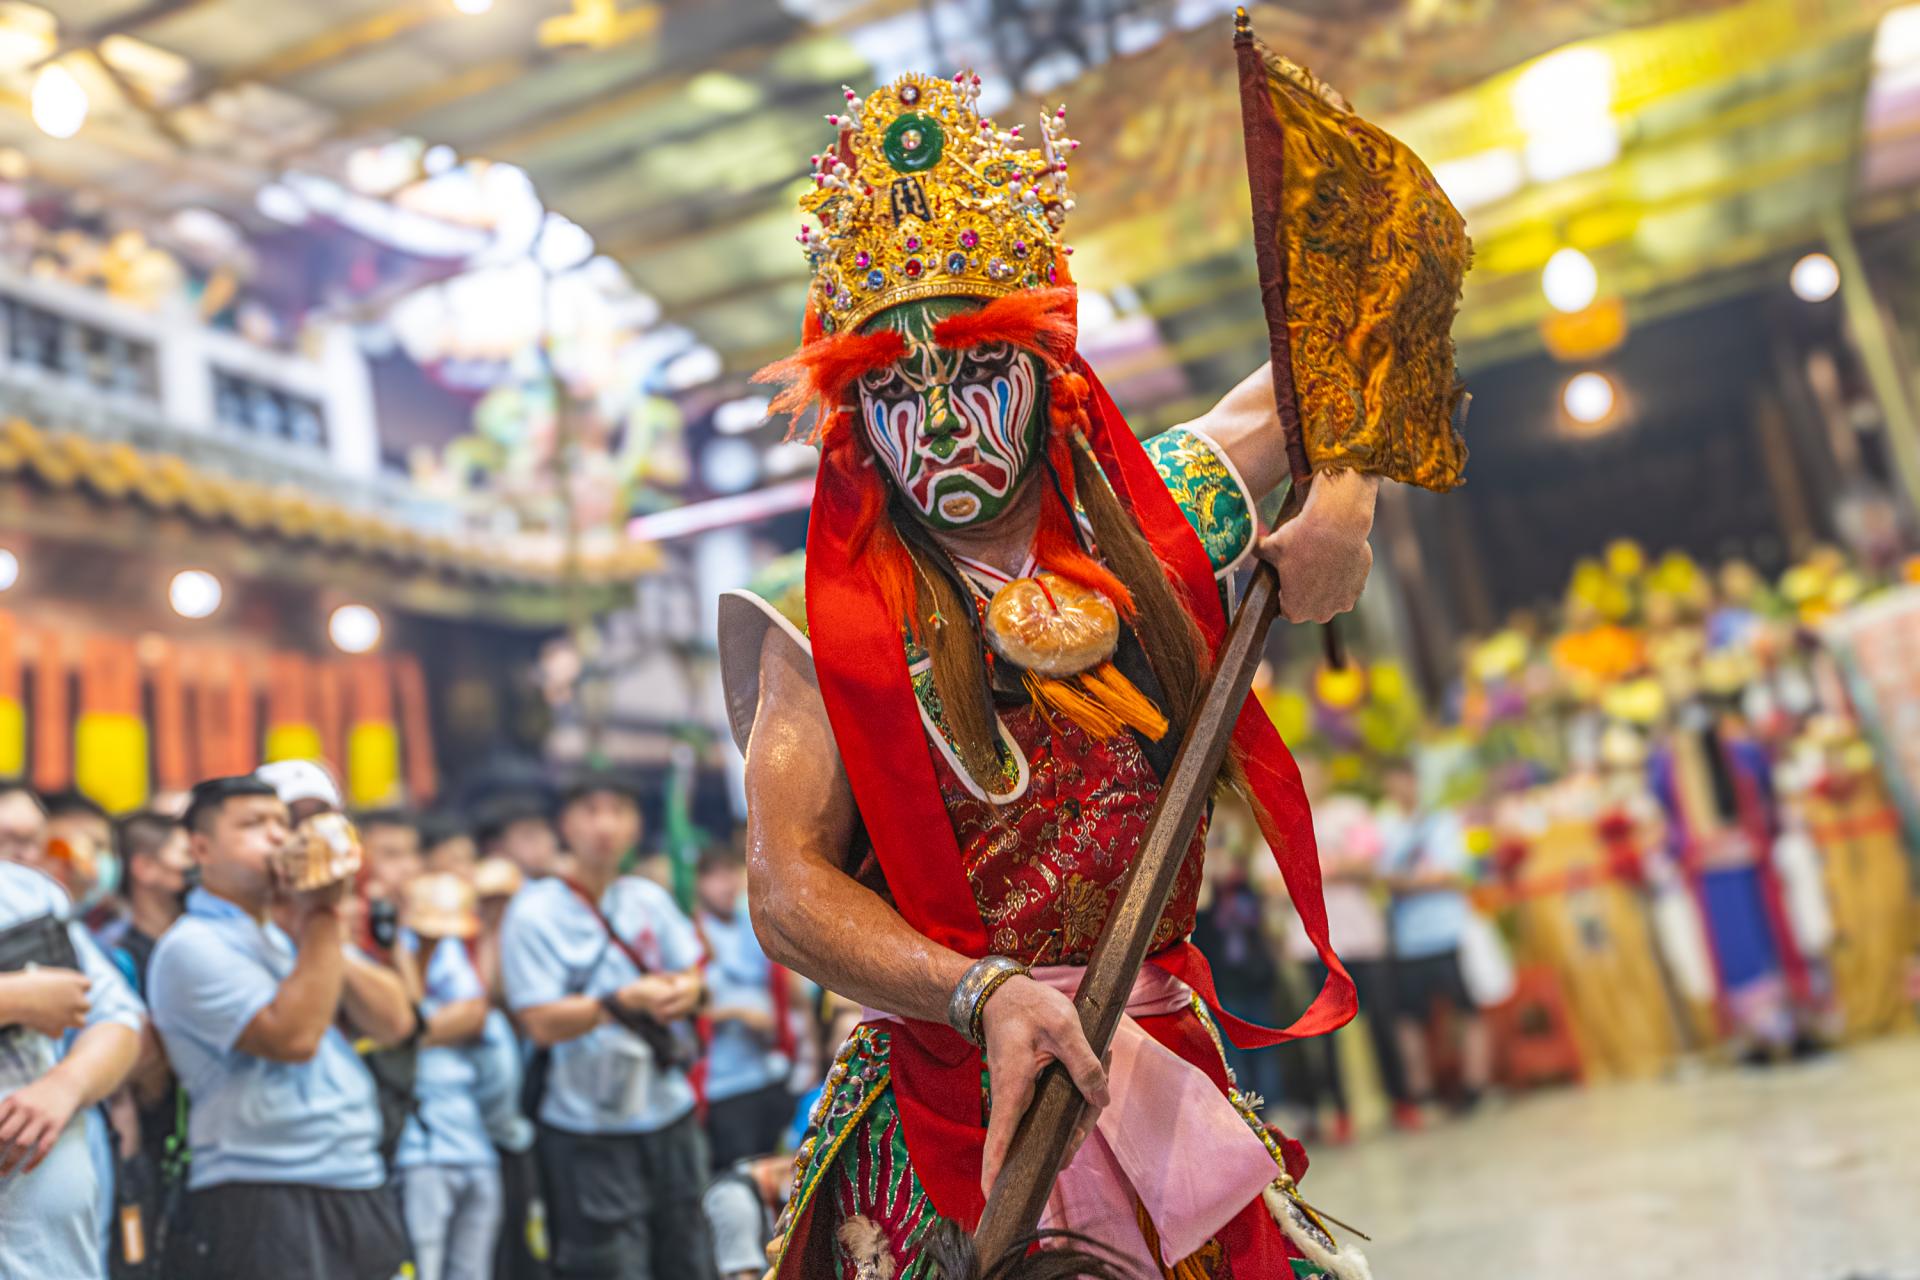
[954,11,1315,1274]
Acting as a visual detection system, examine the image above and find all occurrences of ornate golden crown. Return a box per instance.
[797,72,1076,334]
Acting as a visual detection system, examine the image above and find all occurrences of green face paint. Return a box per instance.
[855,297,1049,531]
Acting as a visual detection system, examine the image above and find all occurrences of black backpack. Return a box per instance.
[358,1019,424,1171]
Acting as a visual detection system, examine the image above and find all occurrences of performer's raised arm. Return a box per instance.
[745,626,1112,1195]
[1188,363,1380,624]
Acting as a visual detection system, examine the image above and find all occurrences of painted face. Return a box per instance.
[856,299,1048,529]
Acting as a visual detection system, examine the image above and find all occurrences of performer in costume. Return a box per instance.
[721,56,1467,1280]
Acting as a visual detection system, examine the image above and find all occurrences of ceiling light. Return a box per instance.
[1874,5,1920,68]
[713,396,772,435]
[1542,247,1599,313]
[1563,371,1616,425]
[329,604,382,654]
[662,345,722,391]
[452,0,494,13]
[1430,149,1524,213]
[1512,44,1617,182]
[168,570,222,619]
[31,63,89,139]
[1790,252,1840,303]
[0,549,18,592]
[700,438,762,495]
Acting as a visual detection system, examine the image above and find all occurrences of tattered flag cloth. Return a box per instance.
[1235,11,1472,492]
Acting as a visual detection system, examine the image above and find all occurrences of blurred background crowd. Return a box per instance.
[3,0,1920,1277]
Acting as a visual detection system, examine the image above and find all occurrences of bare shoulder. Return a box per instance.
[748,624,846,788]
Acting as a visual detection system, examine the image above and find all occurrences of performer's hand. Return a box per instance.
[1255,469,1379,623]
[978,976,1112,1199]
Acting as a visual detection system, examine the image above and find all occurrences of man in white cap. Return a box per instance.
[254,759,345,827]
[149,776,417,1280]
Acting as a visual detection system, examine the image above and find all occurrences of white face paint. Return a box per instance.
[857,332,1044,530]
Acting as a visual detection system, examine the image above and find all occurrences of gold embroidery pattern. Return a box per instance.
[1257,51,1470,491]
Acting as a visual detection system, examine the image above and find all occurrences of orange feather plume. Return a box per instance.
[752,328,907,444]
[932,287,1078,365]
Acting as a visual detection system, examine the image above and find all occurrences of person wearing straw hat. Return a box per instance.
[396,872,502,1280]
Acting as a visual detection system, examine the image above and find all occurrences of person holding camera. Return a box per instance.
[147,775,416,1280]
[500,770,715,1280]
[0,826,144,1280]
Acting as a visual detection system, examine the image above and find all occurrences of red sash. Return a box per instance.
[803,359,1354,1225]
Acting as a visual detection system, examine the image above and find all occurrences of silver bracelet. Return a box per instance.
[946,955,1027,1046]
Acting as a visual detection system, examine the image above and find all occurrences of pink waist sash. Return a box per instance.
[868,963,1279,1268]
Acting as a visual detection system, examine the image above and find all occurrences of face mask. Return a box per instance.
[857,299,1047,531]
[81,850,120,910]
[177,864,201,912]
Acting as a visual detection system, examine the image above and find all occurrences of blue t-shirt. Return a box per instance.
[500,876,703,1136]
[394,935,495,1170]
[697,903,789,1103]
[1380,808,1474,959]
[148,888,385,1191]
[471,1009,533,1155]
[0,863,144,1280]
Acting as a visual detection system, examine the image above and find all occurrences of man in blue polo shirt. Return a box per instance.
[501,769,715,1280]
[692,846,793,1169]
[0,819,143,1280]
[148,775,417,1280]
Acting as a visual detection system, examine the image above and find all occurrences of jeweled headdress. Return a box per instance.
[798,72,1077,334]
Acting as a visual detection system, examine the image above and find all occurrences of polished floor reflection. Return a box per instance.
[1302,1035,1920,1280]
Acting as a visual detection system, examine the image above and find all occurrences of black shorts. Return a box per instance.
[166,1180,410,1280]
[495,1144,552,1280]
[1394,949,1473,1018]
[535,1113,717,1280]
[704,1080,795,1170]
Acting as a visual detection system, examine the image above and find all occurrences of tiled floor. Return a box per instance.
[1300,1035,1920,1280]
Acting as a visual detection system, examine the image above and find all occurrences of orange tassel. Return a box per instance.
[1025,669,1124,740]
[1022,660,1167,743]
[1081,661,1169,740]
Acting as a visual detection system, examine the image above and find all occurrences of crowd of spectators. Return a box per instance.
[0,745,1507,1280]
[0,764,812,1280]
